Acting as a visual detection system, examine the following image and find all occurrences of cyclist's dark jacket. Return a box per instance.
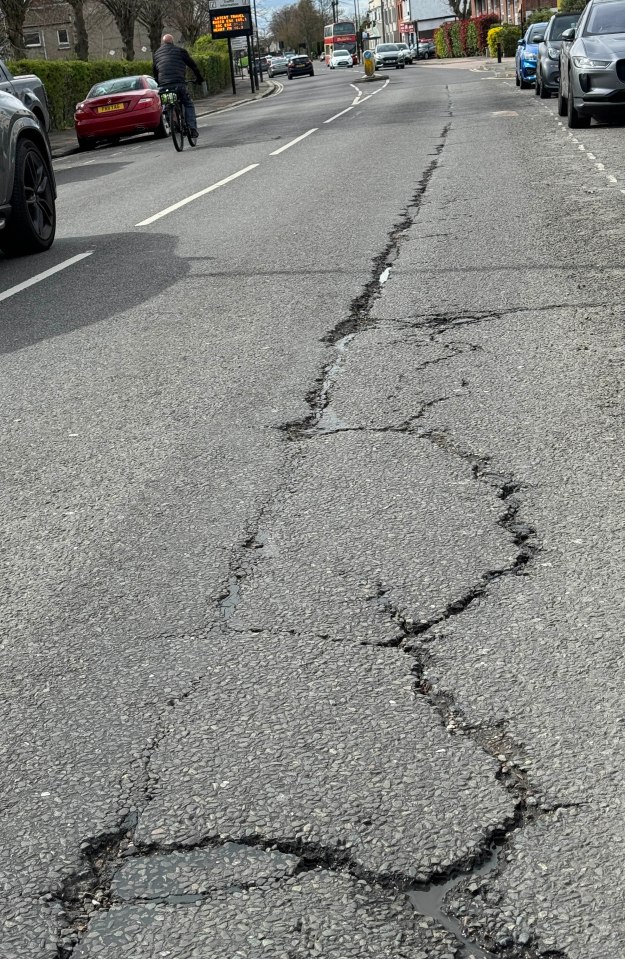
[152,43,203,86]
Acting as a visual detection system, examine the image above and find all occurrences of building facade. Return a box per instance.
[21,0,179,60]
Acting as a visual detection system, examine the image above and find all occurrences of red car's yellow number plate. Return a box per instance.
[97,104,125,113]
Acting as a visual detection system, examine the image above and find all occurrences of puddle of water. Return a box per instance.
[408,848,499,959]
[219,576,241,620]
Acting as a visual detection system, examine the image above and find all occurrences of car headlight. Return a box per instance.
[572,56,610,68]
[523,53,537,61]
[548,46,559,59]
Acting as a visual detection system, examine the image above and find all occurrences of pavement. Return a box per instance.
[49,76,278,158]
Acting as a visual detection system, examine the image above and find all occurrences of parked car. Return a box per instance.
[329,49,354,68]
[535,13,580,98]
[416,39,436,59]
[0,91,56,256]
[559,0,625,127]
[268,56,290,77]
[515,22,549,88]
[287,55,315,78]
[74,75,168,150]
[396,42,414,63]
[0,58,50,133]
[374,43,405,69]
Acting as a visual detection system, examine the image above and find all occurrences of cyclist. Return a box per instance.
[153,34,203,139]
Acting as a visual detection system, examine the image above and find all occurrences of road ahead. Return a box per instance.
[2,59,625,959]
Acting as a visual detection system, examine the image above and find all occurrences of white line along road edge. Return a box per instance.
[270,129,318,156]
[136,164,259,227]
[0,251,94,303]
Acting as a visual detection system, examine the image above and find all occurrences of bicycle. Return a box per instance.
[159,88,198,152]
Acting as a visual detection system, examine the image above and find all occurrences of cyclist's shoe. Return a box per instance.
[189,128,199,138]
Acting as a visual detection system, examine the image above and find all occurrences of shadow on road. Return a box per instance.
[54,161,133,186]
[0,231,189,355]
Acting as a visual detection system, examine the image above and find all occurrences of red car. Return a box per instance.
[74,75,168,150]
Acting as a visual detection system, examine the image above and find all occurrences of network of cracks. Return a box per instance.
[52,106,575,959]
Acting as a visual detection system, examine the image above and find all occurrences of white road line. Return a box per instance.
[324,106,354,123]
[0,251,94,303]
[136,164,259,226]
[607,174,618,183]
[270,128,317,155]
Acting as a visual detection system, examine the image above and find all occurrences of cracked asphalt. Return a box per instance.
[2,57,625,959]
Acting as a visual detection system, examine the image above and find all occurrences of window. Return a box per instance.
[57,28,70,47]
[23,30,42,47]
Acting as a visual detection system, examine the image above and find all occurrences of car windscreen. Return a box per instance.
[334,49,350,55]
[292,57,308,63]
[550,15,579,39]
[88,77,143,97]
[527,24,547,41]
[377,44,397,51]
[585,0,625,34]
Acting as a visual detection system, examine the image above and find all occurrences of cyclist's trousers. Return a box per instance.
[167,83,197,131]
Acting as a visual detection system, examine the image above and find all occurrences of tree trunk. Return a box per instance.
[2,0,30,57]
[67,0,89,59]
[137,0,164,54]
[117,10,135,59]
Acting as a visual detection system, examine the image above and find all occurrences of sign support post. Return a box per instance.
[246,34,256,93]
[227,37,237,94]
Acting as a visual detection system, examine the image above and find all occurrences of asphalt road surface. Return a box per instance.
[2,59,625,959]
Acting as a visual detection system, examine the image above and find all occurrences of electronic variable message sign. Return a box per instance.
[209,6,252,38]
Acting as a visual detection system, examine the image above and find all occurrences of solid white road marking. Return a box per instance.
[324,106,354,123]
[136,165,259,226]
[0,251,94,303]
[270,128,317,155]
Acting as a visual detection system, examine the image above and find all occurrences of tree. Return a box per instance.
[447,0,471,18]
[67,0,89,59]
[170,0,210,46]
[94,0,141,59]
[558,0,587,11]
[137,0,165,53]
[0,0,31,56]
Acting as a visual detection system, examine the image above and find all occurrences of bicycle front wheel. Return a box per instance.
[171,102,184,152]
[187,128,198,147]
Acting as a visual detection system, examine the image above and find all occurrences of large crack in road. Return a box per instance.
[51,111,577,959]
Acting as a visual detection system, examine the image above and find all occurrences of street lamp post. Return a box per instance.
[252,0,263,84]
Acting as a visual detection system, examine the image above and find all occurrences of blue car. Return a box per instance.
[515,22,549,88]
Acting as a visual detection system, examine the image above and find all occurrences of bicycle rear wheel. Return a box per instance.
[171,102,184,152]
[187,128,198,147]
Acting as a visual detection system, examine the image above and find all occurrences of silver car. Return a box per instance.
[374,44,405,70]
[0,91,56,256]
[559,0,625,127]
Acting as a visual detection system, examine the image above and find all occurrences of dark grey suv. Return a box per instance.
[0,91,56,256]
[535,13,580,97]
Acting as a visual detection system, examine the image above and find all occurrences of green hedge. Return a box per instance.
[487,23,521,56]
[8,52,230,129]
[434,14,500,58]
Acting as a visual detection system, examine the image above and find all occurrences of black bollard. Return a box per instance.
[497,42,502,63]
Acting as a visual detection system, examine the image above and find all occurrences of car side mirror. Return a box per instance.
[517,39,524,46]
[534,34,545,42]
[561,27,576,41]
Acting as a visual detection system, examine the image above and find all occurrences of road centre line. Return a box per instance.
[324,106,353,123]
[135,164,259,226]
[270,128,317,155]
[0,251,94,303]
